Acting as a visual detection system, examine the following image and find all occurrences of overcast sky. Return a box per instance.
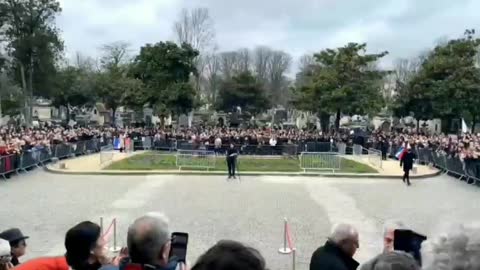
[56,0,480,72]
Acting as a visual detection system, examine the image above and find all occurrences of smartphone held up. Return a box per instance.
[169,232,189,263]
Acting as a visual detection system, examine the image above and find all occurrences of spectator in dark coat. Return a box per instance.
[400,147,415,186]
[310,224,360,270]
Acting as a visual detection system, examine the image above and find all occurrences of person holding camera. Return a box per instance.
[101,212,186,270]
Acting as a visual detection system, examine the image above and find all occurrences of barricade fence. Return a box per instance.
[390,145,480,185]
[176,150,216,170]
[0,138,110,180]
[299,152,341,173]
[367,148,383,169]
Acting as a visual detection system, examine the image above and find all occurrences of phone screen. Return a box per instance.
[169,232,188,263]
[393,229,427,266]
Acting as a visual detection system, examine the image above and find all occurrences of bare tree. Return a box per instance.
[393,57,421,86]
[296,54,316,88]
[298,54,315,71]
[173,8,216,101]
[219,51,241,79]
[253,46,273,84]
[203,52,221,104]
[173,8,215,52]
[237,48,251,73]
[100,41,132,72]
[267,50,292,106]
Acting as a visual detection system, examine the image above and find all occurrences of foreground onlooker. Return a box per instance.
[382,221,406,253]
[0,228,29,266]
[310,223,360,270]
[421,224,480,270]
[12,256,69,270]
[101,212,181,270]
[65,221,110,270]
[192,240,266,270]
[360,251,419,270]
[0,239,13,270]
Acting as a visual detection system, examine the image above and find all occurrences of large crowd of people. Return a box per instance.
[1,214,478,270]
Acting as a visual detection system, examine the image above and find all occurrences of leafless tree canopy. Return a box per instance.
[298,54,315,72]
[237,48,251,73]
[100,41,131,71]
[253,46,273,83]
[393,57,421,85]
[202,52,221,103]
[173,8,215,52]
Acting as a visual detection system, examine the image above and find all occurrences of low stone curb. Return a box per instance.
[44,165,441,179]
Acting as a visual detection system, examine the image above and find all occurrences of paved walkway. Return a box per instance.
[342,155,437,177]
[49,152,439,178]
[1,172,477,269]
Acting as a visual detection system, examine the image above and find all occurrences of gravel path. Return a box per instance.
[0,171,478,270]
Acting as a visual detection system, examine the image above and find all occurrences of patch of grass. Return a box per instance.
[340,158,378,173]
[105,153,378,173]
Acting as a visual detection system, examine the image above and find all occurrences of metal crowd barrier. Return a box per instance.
[0,138,105,180]
[176,150,216,170]
[367,148,383,169]
[391,145,480,185]
[176,142,300,156]
[336,143,347,155]
[299,152,341,173]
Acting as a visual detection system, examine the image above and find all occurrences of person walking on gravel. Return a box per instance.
[400,147,415,186]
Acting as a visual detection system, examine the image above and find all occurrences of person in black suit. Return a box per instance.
[400,147,415,186]
[226,143,238,179]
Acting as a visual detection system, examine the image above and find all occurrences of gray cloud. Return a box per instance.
[56,0,480,71]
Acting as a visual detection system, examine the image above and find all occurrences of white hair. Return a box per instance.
[329,223,358,244]
[127,212,171,265]
[422,223,480,270]
[383,220,406,237]
[0,239,10,257]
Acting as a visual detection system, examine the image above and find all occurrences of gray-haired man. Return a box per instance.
[101,213,183,270]
[310,223,360,270]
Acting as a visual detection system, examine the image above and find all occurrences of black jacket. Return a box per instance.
[400,151,415,171]
[226,148,237,160]
[310,241,359,270]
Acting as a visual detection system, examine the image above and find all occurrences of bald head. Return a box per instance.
[127,213,171,266]
[329,223,359,257]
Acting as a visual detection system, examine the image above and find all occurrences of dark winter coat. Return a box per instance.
[310,241,359,270]
[400,151,415,171]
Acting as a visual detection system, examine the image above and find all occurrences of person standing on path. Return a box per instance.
[400,147,415,186]
[226,143,238,179]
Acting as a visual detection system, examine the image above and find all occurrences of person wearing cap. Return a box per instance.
[65,221,111,270]
[0,228,29,266]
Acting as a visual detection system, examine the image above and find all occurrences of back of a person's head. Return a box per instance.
[64,221,101,270]
[422,223,480,270]
[360,251,419,270]
[192,240,265,270]
[127,213,170,265]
